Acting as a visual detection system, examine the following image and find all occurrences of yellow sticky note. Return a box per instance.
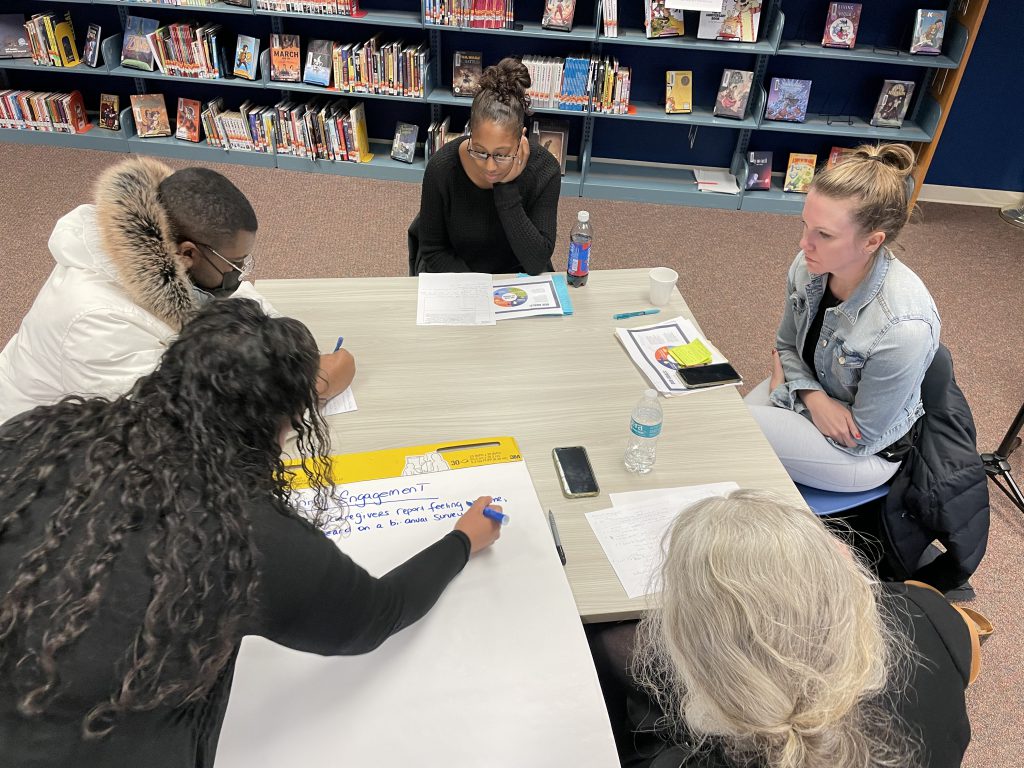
[669,339,712,367]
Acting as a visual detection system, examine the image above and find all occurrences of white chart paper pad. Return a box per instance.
[216,462,617,768]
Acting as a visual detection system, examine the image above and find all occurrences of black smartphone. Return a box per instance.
[678,362,743,389]
[552,446,600,498]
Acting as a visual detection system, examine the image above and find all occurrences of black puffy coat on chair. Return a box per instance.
[881,344,990,592]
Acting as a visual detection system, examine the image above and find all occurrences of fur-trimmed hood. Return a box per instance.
[93,157,197,330]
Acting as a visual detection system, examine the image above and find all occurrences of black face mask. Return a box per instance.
[191,245,243,300]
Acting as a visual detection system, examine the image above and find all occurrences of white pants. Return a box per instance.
[744,379,900,493]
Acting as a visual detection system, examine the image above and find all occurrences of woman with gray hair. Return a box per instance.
[610,490,971,768]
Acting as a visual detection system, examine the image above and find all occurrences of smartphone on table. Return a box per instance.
[677,362,743,389]
[552,446,600,498]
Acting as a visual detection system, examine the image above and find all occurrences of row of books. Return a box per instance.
[121,17,234,78]
[821,4,947,55]
[744,147,860,193]
[425,0,514,29]
[641,0,763,42]
[255,0,360,14]
[521,55,592,112]
[590,56,631,115]
[0,89,91,133]
[117,1,247,6]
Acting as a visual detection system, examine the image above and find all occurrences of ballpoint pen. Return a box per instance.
[613,309,661,320]
[548,510,567,566]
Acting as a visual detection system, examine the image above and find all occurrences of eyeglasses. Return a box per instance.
[197,242,255,279]
[466,134,520,166]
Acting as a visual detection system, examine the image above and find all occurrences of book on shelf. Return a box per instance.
[452,51,482,97]
[645,0,684,39]
[131,93,172,138]
[783,153,816,193]
[121,15,160,71]
[870,79,915,128]
[233,34,259,81]
[145,23,229,79]
[304,39,333,87]
[83,24,101,68]
[697,0,762,43]
[910,9,946,55]
[541,0,576,32]
[425,115,455,162]
[270,34,301,82]
[713,69,753,119]
[348,103,373,162]
[665,70,692,114]
[0,15,31,58]
[826,146,856,168]
[329,39,429,98]
[0,89,91,133]
[592,57,631,115]
[391,121,418,164]
[558,56,590,112]
[601,0,618,37]
[821,2,861,49]
[24,12,80,67]
[763,78,811,123]
[745,151,772,190]
[522,56,564,110]
[175,97,202,142]
[532,117,569,176]
[256,0,361,15]
[425,0,513,29]
[99,93,120,130]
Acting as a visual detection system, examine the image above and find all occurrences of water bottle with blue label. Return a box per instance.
[566,210,592,287]
[624,389,663,474]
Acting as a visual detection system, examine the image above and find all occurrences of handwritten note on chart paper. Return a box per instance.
[215,459,617,768]
[586,482,739,599]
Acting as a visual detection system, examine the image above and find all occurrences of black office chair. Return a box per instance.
[407,213,421,277]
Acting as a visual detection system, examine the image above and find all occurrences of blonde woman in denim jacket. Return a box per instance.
[745,144,940,492]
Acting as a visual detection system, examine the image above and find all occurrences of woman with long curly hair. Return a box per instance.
[411,56,561,275]
[0,298,501,767]
[613,490,971,768]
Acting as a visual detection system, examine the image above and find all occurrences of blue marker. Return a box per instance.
[333,336,345,352]
[482,506,510,526]
[613,309,661,320]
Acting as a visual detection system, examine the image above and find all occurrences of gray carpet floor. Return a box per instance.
[2,144,1023,765]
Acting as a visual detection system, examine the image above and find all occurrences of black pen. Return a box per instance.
[548,510,567,566]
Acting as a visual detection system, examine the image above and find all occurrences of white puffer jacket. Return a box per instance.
[0,158,272,425]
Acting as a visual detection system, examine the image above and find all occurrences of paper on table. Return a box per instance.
[492,275,565,320]
[609,482,738,509]
[615,316,733,395]
[587,482,739,599]
[416,272,496,326]
[322,387,357,416]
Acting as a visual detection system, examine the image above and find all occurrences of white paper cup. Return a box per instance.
[649,267,679,306]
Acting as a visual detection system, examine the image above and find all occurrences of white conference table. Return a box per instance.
[258,268,802,623]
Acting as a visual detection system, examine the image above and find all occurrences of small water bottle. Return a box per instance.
[624,389,663,474]
[566,210,592,287]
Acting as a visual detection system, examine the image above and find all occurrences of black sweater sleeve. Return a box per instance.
[417,150,471,273]
[249,507,471,656]
[492,153,561,276]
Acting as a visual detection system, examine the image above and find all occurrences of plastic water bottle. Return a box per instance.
[624,389,663,474]
[566,210,592,287]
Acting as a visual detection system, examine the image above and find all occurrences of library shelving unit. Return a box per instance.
[0,0,989,212]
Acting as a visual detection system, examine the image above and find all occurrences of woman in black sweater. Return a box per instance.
[600,490,972,768]
[0,299,502,767]
[413,57,561,275]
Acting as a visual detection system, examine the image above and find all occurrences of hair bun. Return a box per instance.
[479,57,531,111]
[855,143,915,179]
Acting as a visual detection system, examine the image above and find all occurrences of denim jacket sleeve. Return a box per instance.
[849,318,937,450]
[770,256,822,413]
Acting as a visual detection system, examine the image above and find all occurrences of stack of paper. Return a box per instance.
[586,482,739,599]
[615,316,734,395]
[694,168,740,195]
[416,273,496,326]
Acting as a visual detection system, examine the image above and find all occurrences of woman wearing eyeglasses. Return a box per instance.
[413,57,561,275]
[0,157,356,426]
[0,298,502,767]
